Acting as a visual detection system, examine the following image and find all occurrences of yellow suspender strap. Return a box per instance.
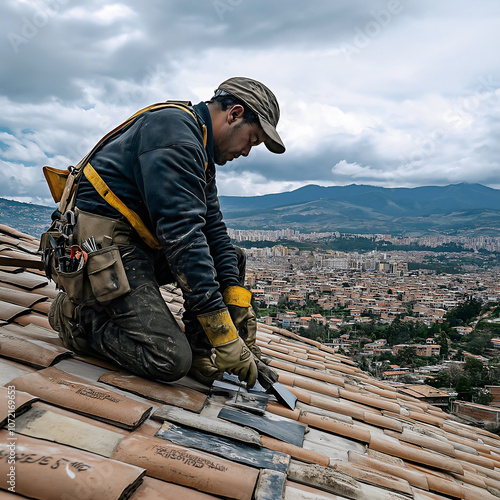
[73,103,208,250]
[83,163,162,250]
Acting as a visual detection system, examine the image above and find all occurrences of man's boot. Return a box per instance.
[48,292,93,355]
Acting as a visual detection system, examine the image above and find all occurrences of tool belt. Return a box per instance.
[39,100,204,305]
[40,209,134,305]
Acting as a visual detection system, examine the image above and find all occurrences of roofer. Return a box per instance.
[46,77,285,388]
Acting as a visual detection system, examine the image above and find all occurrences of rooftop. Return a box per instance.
[1,224,500,499]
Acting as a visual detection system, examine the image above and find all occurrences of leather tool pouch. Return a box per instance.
[40,209,131,305]
[86,246,130,303]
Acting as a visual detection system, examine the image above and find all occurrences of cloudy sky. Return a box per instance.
[1,0,500,206]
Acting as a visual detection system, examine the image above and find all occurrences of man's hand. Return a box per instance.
[197,307,258,387]
[214,336,257,388]
[223,286,262,358]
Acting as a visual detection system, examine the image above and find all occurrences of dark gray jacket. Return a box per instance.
[75,102,240,316]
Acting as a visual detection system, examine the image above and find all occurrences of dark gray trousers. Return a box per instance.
[81,244,246,382]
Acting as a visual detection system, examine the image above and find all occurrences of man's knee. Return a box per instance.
[139,335,192,383]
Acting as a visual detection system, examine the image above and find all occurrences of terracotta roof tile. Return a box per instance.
[332,461,413,495]
[284,481,340,499]
[454,448,496,469]
[338,388,402,413]
[112,433,259,500]
[261,435,329,467]
[420,469,465,498]
[0,430,145,499]
[130,476,219,499]
[265,401,301,421]
[299,410,371,443]
[462,483,499,500]
[14,406,124,457]
[0,328,71,368]
[0,301,30,322]
[388,428,457,457]
[362,411,404,432]
[32,401,130,436]
[13,312,51,329]
[1,224,500,499]
[0,386,38,427]
[99,371,207,413]
[0,270,48,291]
[348,450,429,490]
[369,433,464,474]
[0,287,47,308]
[0,358,36,386]
[287,460,411,499]
[9,366,153,429]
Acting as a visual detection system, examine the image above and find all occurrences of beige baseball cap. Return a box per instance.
[216,77,285,154]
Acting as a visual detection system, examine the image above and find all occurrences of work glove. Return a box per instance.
[223,285,262,359]
[197,307,258,388]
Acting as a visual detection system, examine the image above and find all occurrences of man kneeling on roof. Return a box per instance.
[47,77,285,388]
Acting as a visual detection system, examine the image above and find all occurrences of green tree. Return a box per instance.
[445,299,482,327]
[436,331,450,359]
[395,345,417,367]
[466,333,492,355]
[476,389,493,406]
[455,375,473,401]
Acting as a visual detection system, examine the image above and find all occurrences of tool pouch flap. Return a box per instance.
[86,246,130,303]
[42,166,71,203]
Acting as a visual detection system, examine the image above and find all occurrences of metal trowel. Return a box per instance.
[254,357,297,410]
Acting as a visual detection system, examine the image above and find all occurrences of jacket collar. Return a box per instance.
[193,102,215,171]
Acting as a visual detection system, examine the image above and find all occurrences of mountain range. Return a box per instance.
[218,183,500,235]
[2,183,500,238]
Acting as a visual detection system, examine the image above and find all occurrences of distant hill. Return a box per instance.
[2,183,500,237]
[219,183,500,235]
[0,198,54,237]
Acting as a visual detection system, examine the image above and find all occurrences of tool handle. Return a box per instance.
[254,356,279,390]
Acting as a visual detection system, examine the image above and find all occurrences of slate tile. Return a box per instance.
[152,405,261,446]
[254,469,287,500]
[218,406,306,447]
[156,421,290,472]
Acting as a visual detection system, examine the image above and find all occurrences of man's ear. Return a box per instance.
[228,105,245,124]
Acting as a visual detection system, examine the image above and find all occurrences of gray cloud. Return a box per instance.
[1,0,500,205]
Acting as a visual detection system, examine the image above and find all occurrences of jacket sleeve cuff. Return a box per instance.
[223,285,252,308]
[197,307,238,346]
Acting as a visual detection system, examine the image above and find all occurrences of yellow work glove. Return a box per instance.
[223,285,262,359]
[197,307,258,388]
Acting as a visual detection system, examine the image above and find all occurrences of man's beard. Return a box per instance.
[213,146,227,166]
